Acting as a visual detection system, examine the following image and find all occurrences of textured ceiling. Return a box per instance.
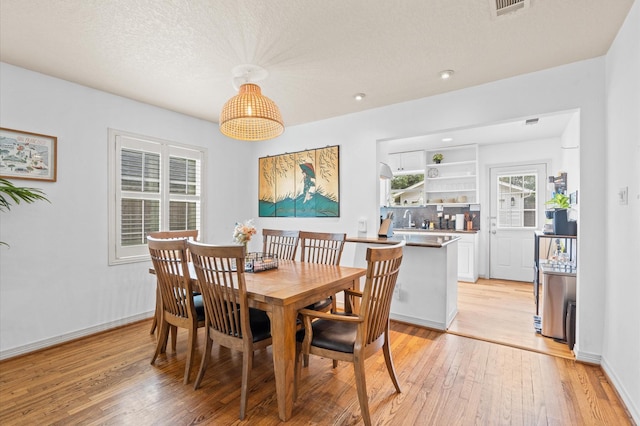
[0,0,634,127]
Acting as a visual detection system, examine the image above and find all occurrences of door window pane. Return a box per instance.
[497,173,538,228]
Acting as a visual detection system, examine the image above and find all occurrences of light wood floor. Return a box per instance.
[0,319,632,425]
[449,278,574,359]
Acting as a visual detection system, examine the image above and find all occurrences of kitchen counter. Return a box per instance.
[540,262,577,277]
[346,234,458,330]
[394,228,479,234]
[346,234,460,248]
[392,228,480,283]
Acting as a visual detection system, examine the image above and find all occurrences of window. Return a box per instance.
[389,174,424,206]
[497,173,537,228]
[108,129,205,264]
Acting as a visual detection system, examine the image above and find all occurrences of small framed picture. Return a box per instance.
[0,127,57,182]
[570,190,578,205]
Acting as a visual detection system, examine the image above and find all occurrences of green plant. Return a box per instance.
[0,178,49,246]
[432,153,443,163]
[545,192,570,209]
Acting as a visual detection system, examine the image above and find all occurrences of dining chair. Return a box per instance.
[188,241,273,420]
[298,231,348,367]
[148,229,199,257]
[147,236,205,385]
[298,231,347,312]
[148,230,199,336]
[295,241,405,426]
[262,228,300,261]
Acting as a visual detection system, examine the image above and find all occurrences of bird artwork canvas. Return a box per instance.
[259,145,339,217]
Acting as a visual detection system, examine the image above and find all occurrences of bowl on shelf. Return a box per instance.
[457,195,468,203]
[428,198,443,204]
[446,198,457,203]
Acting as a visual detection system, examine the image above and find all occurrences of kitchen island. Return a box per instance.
[346,234,459,330]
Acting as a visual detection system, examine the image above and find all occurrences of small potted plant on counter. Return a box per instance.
[544,192,569,218]
[545,192,575,235]
[432,153,443,164]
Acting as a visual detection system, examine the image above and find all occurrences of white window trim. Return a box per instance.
[108,128,206,265]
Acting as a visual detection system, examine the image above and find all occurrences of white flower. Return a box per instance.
[233,219,257,244]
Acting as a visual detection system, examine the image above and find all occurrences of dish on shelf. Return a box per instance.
[427,168,439,178]
[428,198,443,204]
[445,198,457,203]
[457,195,468,202]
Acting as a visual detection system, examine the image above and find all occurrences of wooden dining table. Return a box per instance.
[151,259,366,421]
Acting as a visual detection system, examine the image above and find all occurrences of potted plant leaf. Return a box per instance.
[432,153,443,164]
[544,192,575,235]
[545,192,570,210]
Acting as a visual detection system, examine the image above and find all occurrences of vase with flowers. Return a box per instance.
[233,218,257,251]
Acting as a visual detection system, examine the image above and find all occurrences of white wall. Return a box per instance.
[0,63,252,357]
[603,0,640,420]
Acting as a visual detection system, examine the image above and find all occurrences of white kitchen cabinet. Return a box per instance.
[388,150,425,173]
[424,145,478,205]
[456,234,478,282]
[435,232,478,282]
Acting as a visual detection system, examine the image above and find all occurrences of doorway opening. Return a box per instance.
[378,109,580,358]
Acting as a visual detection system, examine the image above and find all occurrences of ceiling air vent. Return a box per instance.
[490,0,530,18]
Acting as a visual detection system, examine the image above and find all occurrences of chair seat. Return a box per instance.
[249,308,271,342]
[305,296,332,311]
[192,294,206,321]
[296,314,357,353]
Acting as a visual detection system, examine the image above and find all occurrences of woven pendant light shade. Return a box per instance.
[219,83,284,141]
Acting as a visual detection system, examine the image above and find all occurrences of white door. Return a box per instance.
[489,164,546,281]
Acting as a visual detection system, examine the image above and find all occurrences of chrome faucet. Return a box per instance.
[403,209,414,228]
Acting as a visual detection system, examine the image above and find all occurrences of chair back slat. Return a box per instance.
[148,229,198,241]
[299,231,346,265]
[189,243,252,342]
[147,237,196,319]
[361,242,404,345]
[148,230,199,261]
[262,229,299,261]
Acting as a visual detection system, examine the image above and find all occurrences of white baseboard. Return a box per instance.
[446,308,458,329]
[390,313,446,331]
[574,347,602,364]
[0,311,153,361]
[601,357,640,424]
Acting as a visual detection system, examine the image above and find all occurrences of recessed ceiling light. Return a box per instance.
[439,70,454,80]
[442,137,453,142]
[354,93,366,101]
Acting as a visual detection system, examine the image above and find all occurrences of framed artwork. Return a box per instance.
[0,128,57,182]
[570,190,578,206]
[259,145,340,217]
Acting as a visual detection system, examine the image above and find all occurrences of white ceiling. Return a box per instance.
[0,0,634,129]
[386,110,578,149]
